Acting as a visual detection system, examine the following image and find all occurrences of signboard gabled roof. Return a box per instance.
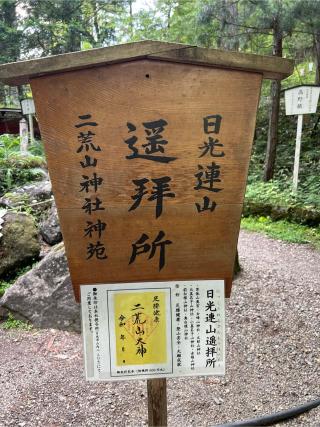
[0,40,293,85]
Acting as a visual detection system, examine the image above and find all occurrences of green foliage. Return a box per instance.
[22,0,84,54]
[0,135,46,195]
[122,0,199,45]
[0,280,10,297]
[0,263,36,330]
[21,0,128,56]
[1,312,32,330]
[245,180,320,210]
[283,60,315,89]
[0,0,22,106]
[28,139,45,157]
[0,263,37,297]
[241,216,320,250]
[244,179,320,227]
[197,0,249,50]
[250,97,320,195]
[0,0,21,64]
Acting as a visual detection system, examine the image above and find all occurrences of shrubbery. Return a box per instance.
[0,134,46,196]
[245,100,320,227]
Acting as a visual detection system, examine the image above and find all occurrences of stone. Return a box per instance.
[289,206,320,226]
[0,243,80,332]
[40,202,62,245]
[243,200,320,226]
[0,305,9,319]
[270,206,289,221]
[0,180,52,213]
[0,212,40,278]
[242,201,273,218]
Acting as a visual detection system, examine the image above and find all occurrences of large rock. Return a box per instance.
[0,180,52,213]
[243,200,320,226]
[40,202,62,245]
[0,243,80,332]
[0,212,40,278]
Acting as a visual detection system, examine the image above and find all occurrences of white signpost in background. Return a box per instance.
[284,85,320,192]
[20,98,35,145]
[19,117,29,154]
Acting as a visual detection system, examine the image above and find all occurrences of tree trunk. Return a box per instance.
[129,0,134,39]
[225,0,239,51]
[217,0,227,49]
[263,18,282,182]
[91,0,100,47]
[17,85,24,100]
[65,1,82,53]
[67,25,81,53]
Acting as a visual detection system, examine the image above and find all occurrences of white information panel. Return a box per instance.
[81,280,225,381]
[285,85,320,116]
[20,98,35,115]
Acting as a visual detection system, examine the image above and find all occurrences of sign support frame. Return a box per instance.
[293,114,303,192]
[147,378,167,426]
[19,117,29,154]
[20,98,35,145]
[27,112,34,144]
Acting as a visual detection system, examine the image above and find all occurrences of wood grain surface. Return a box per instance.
[0,40,293,85]
[147,378,167,426]
[31,59,262,301]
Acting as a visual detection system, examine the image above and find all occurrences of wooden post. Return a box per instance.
[293,114,303,192]
[28,113,34,144]
[147,378,167,426]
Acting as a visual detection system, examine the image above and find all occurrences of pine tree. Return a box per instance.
[0,0,22,105]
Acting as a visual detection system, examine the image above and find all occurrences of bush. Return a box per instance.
[1,312,32,330]
[0,280,11,298]
[244,180,320,226]
[0,134,46,195]
[249,100,320,192]
[0,263,37,297]
[245,180,320,209]
[246,98,320,226]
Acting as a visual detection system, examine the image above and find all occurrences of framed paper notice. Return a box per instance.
[81,280,225,381]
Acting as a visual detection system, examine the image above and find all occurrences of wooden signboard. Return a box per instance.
[0,41,293,302]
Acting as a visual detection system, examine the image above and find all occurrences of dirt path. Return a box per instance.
[0,230,319,427]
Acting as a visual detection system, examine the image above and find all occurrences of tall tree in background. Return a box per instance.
[0,0,22,104]
[245,0,298,182]
[157,0,198,43]
[197,0,284,181]
[0,0,21,63]
[22,0,83,55]
[197,0,240,50]
[125,0,198,44]
[81,0,127,48]
[0,0,126,105]
[21,0,125,56]
[293,1,320,85]
[198,0,304,181]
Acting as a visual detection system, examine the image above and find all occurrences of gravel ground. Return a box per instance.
[0,230,319,427]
